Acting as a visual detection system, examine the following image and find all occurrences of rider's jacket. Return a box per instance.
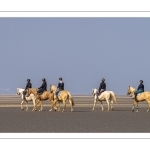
[99,81,106,93]
[57,82,64,90]
[25,82,32,90]
[137,83,144,92]
[38,82,47,91]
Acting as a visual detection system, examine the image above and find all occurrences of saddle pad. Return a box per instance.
[58,91,61,96]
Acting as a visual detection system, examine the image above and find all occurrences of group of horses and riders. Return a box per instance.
[17,76,150,113]
[17,77,74,112]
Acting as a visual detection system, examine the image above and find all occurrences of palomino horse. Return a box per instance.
[127,86,150,112]
[50,84,74,112]
[92,88,117,111]
[26,88,57,111]
[17,88,37,111]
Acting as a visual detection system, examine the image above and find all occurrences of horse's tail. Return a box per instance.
[68,92,75,106]
[110,91,118,104]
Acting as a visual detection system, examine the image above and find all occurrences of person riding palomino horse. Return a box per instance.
[56,77,64,100]
[134,80,144,101]
[127,80,150,112]
[98,78,106,95]
[37,78,47,98]
[23,79,32,100]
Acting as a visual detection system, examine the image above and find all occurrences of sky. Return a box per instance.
[0,17,150,95]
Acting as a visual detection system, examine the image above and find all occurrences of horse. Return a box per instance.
[50,84,75,112]
[17,88,37,111]
[127,86,150,112]
[26,88,57,111]
[92,88,117,111]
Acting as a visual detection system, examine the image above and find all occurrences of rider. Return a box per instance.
[134,80,144,101]
[98,78,106,95]
[23,79,32,100]
[56,77,64,98]
[37,78,47,98]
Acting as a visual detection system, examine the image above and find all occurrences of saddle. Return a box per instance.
[57,91,61,96]
[97,90,105,96]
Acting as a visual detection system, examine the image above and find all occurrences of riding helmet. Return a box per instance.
[42,78,46,82]
[139,80,143,83]
[27,79,30,82]
[101,78,105,82]
[59,77,62,81]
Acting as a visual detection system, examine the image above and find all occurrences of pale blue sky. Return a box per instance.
[0,18,150,95]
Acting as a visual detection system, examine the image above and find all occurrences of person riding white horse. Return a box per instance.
[23,79,32,100]
[98,78,106,95]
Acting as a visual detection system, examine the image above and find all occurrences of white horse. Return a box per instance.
[92,88,117,111]
[17,88,37,111]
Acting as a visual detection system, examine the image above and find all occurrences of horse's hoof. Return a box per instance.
[21,109,24,111]
[147,110,149,112]
[111,108,114,111]
[49,109,52,111]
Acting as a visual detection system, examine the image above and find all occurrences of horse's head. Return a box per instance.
[92,88,98,96]
[127,86,136,95]
[50,84,57,93]
[17,88,24,95]
[126,86,131,95]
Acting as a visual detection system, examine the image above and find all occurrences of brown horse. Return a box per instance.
[50,84,75,112]
[26,88,57,111]
[127,86,150,112]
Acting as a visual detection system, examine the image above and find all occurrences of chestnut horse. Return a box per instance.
[127,86,150,112]
[50,84,74,112]
[26,88,57,111]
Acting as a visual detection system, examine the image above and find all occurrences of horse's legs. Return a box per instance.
[69,99,73,112]
[49,100,57,111]
[26,101,28,111]
[62,100,66,112]
[136,102,139,112]
[57,101,60,112]
[106,100,110,111]
[146,99,150,112]
[21,100,24,110]
[100,101,104,111]
[32,99,36,111]
[132,100,138,112]
[110,100,114,111]
[39,101,43,111]
[92,99,97,110]
[33,99,41,111]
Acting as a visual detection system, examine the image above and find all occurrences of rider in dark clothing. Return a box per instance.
[56,77,64,97]
[57,77,64,90]
[99,78,106,94]
[37,78,47,97]
[23,79,32,100]
[134,80,144,101]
